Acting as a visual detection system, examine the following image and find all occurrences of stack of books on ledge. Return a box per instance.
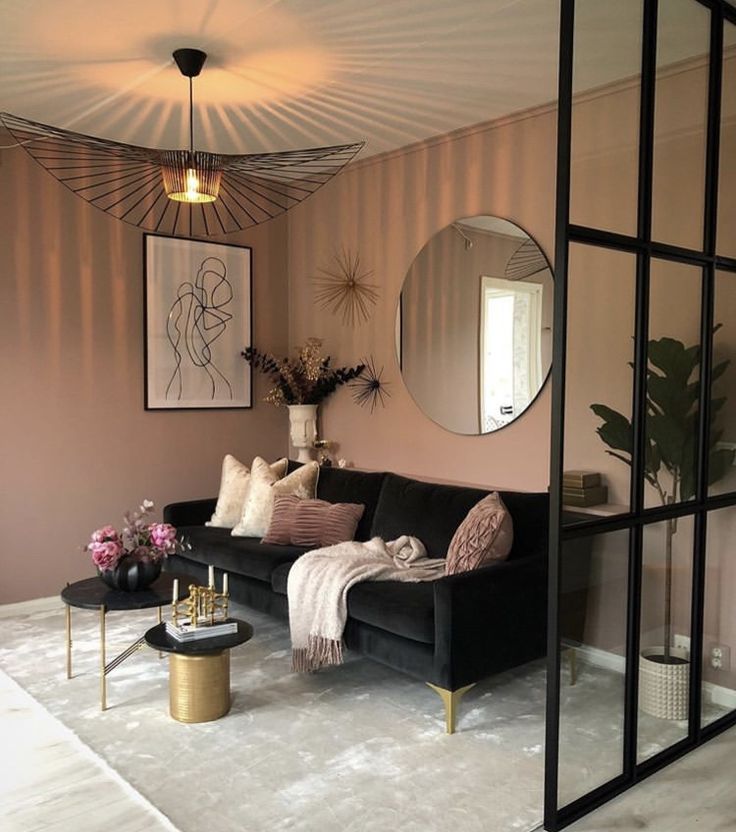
[562,470,608,507]
[165,619,237,642]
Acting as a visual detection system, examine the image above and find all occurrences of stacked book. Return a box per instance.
[165,619,237,642]
[562,471,608,507]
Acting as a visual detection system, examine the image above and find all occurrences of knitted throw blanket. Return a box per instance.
[288,535,445,672]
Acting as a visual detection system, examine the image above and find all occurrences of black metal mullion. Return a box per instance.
[689,0,725,741]
[544,0,575,828]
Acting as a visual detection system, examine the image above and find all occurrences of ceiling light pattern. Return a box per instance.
[505,238,549,281]
[0,111,363,237]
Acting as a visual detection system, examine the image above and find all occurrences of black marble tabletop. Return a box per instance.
[61,573,190,611]
[144,619,254,655]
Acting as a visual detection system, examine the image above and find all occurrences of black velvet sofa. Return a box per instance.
[164,464,549,732]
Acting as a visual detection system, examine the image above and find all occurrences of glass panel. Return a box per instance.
[570,0,643,235]
[702,506,736,727]
[710,271,736,496]
[717,21,736,258]
[638,516,694,762]
[651,0,710,251]
[564,244,637,523]
[644,260,703,509]
[558,529,629,807]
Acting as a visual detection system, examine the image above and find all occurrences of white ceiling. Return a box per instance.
[0,0,715,160]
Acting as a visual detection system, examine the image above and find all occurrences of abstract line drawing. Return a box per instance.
[351,356,391,413]
[312,248,379,326]
[165,256,233,401]
[145,234,252,410]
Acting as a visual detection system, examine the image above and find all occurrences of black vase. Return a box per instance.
[98,557,162,591]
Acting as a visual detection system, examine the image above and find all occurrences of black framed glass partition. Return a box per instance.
[546,0,736,828]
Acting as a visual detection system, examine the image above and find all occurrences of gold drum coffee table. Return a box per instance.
[144,619,254,723]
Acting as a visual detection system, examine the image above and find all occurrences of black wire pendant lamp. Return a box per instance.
[0,48,364,237]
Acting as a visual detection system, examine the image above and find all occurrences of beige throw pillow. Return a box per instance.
[207,455,287,528]
[444,492,513,575]
[232,458,319,538]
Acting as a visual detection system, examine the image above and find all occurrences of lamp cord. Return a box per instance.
[189,76,194,156]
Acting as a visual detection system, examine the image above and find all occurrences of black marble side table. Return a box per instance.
[61,573,189,710]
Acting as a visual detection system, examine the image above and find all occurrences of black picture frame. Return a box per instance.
[143,233,253,410]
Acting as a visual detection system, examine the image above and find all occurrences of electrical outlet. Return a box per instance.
[710,644,731,672]
[673,634,691,657]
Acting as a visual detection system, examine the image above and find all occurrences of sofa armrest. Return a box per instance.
[163,499,217,527]
[432,556,548,690]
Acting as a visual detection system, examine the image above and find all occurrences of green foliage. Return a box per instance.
[590,336,735,505]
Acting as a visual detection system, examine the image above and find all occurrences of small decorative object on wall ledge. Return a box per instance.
[242,339,364,462]
[591,334,734,720]
[312,248,378,326]
[145,234,252,409]
[0,49,363,237]
[351,356,391,413]
[86,500,188,592]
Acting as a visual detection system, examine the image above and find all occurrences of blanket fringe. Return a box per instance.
[292,635,344,673]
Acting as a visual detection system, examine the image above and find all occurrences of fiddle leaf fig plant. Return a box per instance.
[591,334,734,663]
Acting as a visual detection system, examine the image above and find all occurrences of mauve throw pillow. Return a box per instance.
[263,495,365,547]
[444,492,513,575]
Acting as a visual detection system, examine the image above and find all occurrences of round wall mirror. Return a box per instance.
[396,215,553,435]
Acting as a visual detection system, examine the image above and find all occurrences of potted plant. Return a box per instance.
[242,339,364,462]
[591,335,734,719]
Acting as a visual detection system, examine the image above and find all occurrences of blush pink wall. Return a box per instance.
[286,108,558,491]
[0,150,289,604]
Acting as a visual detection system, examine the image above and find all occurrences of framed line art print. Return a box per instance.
[144,234,252,410]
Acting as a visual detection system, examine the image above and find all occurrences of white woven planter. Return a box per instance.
[639,646,689,721]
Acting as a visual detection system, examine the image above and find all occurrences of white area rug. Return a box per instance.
[0,598,546,832]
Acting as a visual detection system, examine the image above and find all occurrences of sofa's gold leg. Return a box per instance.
[568,647,578,687]
[426,682,476,734]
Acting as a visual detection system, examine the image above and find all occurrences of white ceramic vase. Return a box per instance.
[288,404,318,463]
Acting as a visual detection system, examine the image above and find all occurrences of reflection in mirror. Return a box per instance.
[397,216,553,435]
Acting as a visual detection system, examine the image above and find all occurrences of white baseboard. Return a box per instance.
[571,641,736,711]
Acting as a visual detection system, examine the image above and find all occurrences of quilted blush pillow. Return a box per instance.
[444,492,513,575]
[263,495,365,548]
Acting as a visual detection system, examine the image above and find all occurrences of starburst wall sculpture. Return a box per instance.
[312,249,379,326]
[350,356,390,413]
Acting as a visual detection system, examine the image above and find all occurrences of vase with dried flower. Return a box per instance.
[242,339,364,462]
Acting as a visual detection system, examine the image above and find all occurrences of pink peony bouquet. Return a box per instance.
[87,500,185,571]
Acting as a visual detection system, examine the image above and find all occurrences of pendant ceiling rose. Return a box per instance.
[0,47,364,237]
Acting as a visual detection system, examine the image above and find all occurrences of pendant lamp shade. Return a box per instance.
[0,49,364,237]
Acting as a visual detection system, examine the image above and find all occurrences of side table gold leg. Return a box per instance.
[100,605,107,711]
[65,603,72,679]
[157,606,163,659]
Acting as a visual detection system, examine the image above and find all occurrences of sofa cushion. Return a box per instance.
[445,492,513,575]
[270,562,435,645]
[287,463,386,541]
[180,526,307,582]
[263,495,365,547]
[369,474,490,558]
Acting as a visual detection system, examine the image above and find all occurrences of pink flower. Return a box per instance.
[90,540,123,570]
[149,523,177,553]
[91,525,119,544]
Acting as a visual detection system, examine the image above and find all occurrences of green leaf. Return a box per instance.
[709,448,736,486]
[648,337,699,384]
[591,404,633,454]
[711,360,730,384]
[647,412,686,472]
[648,373,698,421]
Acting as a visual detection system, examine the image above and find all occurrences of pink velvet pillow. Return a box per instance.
[445,492,513,575]
[263,495,365,548]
